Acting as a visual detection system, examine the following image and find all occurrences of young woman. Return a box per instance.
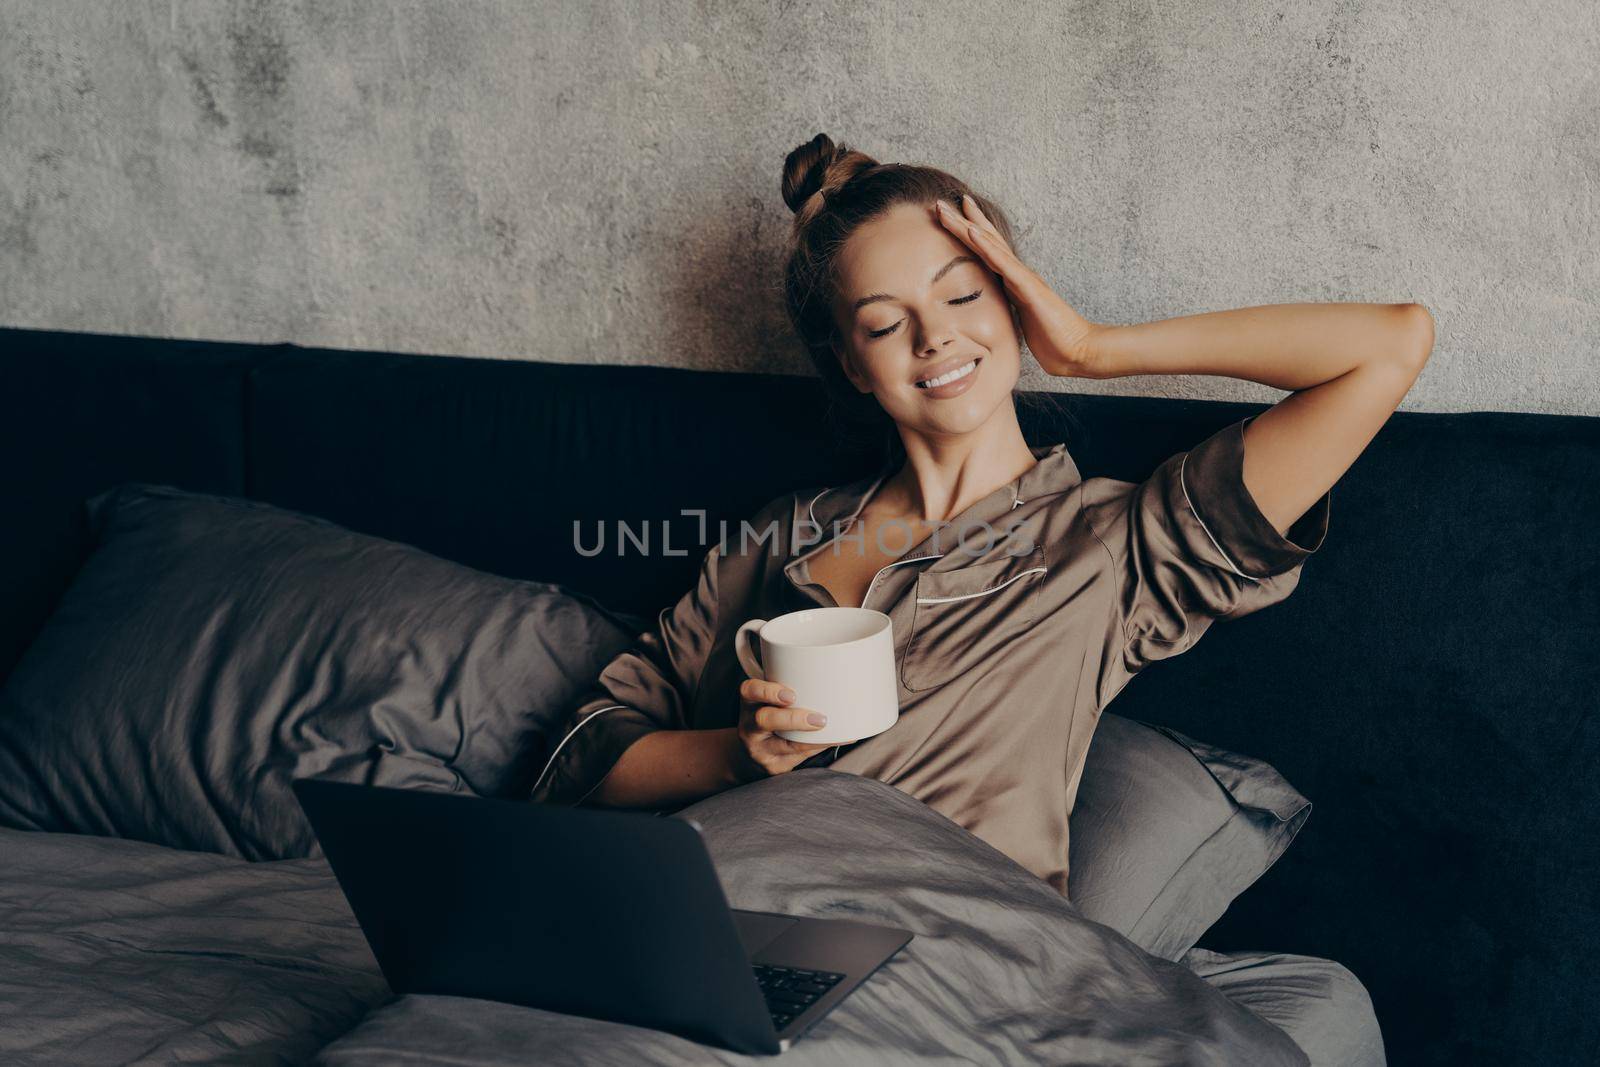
[531,134,1433,898]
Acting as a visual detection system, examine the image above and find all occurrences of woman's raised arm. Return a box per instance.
[1079,301,1434,537]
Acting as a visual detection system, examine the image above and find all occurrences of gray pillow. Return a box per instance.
[0,483,642,861]
[1068,713,1312,961]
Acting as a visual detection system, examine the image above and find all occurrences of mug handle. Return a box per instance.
[734,618,767,680]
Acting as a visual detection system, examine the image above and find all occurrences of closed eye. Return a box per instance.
[867,291,983,340]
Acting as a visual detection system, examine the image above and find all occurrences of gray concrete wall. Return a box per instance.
[1,1,1595,415]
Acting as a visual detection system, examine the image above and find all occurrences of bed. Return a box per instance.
[3,325,1594,1064]
[1,784,1368,1066]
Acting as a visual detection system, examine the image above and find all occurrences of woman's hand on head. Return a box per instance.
[935,194,1106,379]
[732,678,834,783]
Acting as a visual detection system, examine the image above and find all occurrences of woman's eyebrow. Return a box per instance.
[850,255,980,315]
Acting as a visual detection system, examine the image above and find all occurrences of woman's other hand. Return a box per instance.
[935,194,1105,379]
[732,678,834,782]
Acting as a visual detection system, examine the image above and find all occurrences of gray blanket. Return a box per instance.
[1,770,1310,1065]
[0,827,390,1064]
[316,771,1306,1066]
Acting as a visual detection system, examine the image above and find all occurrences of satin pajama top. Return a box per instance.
[530,414,1332,898]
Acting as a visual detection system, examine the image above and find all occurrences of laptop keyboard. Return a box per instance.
[752,963,846,1030]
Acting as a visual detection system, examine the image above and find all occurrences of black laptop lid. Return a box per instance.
[292,778,781,1054]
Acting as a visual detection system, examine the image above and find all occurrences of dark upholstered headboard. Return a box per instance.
[3,324,1596,1064]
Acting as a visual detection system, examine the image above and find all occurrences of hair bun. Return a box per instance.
[781,133,878,216]
[780,133,837,215]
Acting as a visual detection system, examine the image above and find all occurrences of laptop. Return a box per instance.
[292,777,913,1055]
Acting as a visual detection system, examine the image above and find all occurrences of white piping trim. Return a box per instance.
[806,487,831,529]
[915,566,1047,605]
[795,486,834,555]
[1178,453,1261,584]
[530,704,629,798]
[861,553,945,611]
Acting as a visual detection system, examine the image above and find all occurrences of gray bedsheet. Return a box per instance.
[2,770,1320,1066]
[1180,947,1385,1067]
[0,826,391,1065]
[317,771,1309,1066]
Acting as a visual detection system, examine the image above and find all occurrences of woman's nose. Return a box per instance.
[920,325,959,355]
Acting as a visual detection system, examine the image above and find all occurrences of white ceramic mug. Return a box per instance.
[733,607,899,745]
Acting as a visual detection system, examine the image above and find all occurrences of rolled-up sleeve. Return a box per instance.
[1081,414,1331,689]
[528,542,723,807]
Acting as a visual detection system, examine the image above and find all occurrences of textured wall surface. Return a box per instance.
[0,1,1595,414]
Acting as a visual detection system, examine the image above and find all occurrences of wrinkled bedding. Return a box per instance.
[2,770,1319,1066]
[327,770,1312,1066]
[0,827,392,1065]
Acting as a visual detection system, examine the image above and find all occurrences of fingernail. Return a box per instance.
[969,224,983,241]
[779,688,797,704]
[807,712,828,727]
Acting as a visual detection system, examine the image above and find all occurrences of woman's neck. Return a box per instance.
[879,413,1038,524]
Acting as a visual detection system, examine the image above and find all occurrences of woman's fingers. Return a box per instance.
[779,738,836,754]
[930,196,1097,378]
[740,677,796,709]
[753,703,828,735]
[739,678,829,734]
[936,195,1009,256]
[936,198,1041,307]
[958,194,1011,252]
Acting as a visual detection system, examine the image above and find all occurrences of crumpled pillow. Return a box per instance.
[0,483,642,860]
[1068,713,1313,961]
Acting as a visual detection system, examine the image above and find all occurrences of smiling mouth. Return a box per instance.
[914,358,982,389]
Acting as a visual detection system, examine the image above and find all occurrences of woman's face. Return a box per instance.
[829,200,1023,439]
